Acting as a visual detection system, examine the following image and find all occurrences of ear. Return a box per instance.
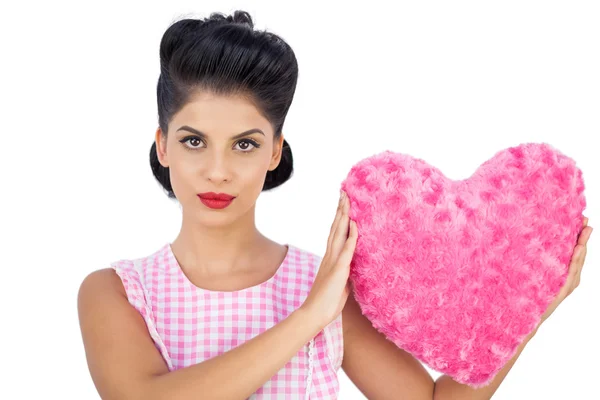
[268,134,285,171]
[155,127,169,168]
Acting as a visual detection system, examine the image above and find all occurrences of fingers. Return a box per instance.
[564,245,582,290]
[571,245,585,274]
[578,226,593,246]
[567,243,587,296]
[327,192,346,250]
[573,254,585,289]
[330,192,351,257]
[583,215,588,227]
[336,220,358,268]
[574,242,587,280]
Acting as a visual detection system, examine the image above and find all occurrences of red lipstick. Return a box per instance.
[197,192,236,209]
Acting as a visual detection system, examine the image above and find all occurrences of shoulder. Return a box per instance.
[77,267,171,398]
[78,265,164,352]
[77,269,129,338]
[78,268,127,300]
[78,258,150,319]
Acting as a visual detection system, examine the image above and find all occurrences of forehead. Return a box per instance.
[171,92,271,135]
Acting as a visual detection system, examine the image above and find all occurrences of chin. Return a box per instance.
[194,212,236,228]
[196,200,239,220]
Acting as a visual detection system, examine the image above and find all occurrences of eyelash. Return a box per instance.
[179,136,261,153]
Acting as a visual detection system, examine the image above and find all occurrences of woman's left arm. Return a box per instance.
[433,216,593,400]
[341,289,436,400]
[341,216,592,400]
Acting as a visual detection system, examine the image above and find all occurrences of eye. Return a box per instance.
[235,139,260,152]
[179,136,261,153]
[180,136,205,150]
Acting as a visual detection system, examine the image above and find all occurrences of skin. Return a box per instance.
[155,92,594,397]
[79,90,593,399]
[154,91,287,289]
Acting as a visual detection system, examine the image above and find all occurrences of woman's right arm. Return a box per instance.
[78,191,357,400]
[78,268,325,400]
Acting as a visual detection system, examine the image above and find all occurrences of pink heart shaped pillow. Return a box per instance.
[341,142,586,388]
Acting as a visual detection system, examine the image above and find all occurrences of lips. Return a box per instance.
[197,192,236,210]
[197,192,235,201]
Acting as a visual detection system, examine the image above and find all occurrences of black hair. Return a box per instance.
[150,10,297,199]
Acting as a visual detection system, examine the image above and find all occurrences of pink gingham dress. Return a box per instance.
[110,242,343,399]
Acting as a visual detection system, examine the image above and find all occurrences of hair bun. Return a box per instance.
[207,10,254,28]
[231,10,254,27]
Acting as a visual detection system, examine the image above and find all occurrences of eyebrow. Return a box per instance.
[176,125,265,140]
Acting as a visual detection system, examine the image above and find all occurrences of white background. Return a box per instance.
[1,1,598,399]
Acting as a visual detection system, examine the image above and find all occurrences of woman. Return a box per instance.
[77,10,593,399]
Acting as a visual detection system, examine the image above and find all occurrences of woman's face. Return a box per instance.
[155,91,284,225]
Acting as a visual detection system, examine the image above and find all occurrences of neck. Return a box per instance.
[171,205,267,276]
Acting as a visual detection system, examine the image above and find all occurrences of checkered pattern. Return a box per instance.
[111,243,343,399]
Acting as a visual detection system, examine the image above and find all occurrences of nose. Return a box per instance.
[204,150,232,183]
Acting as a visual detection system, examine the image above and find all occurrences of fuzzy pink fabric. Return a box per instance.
[340,142,586,388]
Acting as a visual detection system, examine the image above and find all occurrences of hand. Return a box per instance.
[539,215,593,325]
[301,190,358,329]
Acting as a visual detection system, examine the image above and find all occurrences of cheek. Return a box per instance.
[241,159,269,182]
[236,155,272,194]
[167,153,199,193]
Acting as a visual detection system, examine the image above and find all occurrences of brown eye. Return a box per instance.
[178,136,260,152]
[180,136,205,150]
[238,141,251,150]
[188,138,201,148]
[235,139,260,152]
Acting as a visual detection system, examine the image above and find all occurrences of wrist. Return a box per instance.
[297,303,328,334]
